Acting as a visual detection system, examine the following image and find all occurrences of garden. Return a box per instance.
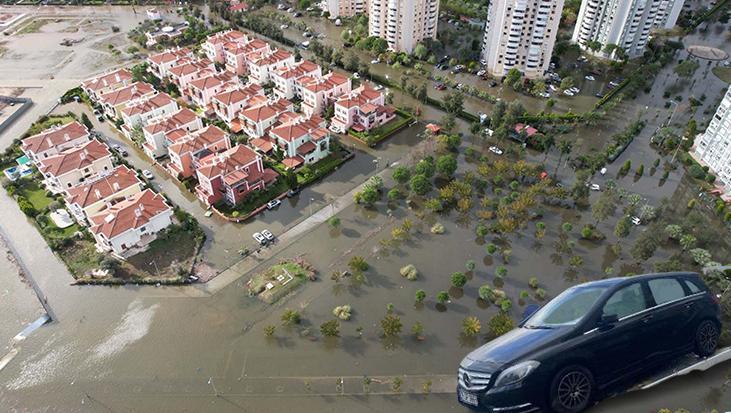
[347,108,416,147]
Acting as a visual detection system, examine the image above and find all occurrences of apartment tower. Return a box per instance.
[327,0,368,17]
[692,86,731,200]
[480,0,565,79]
[571,0,685,59]
[368,0,439,53]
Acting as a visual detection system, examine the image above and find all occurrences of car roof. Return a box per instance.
[579,272,701,290]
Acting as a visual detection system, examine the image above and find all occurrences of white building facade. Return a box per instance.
[572,0,685,59]
[368,0,439,53]
[480,0,564,79]
[692,86,731,200]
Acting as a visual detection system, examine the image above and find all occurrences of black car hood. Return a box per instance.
[461,326,570,372]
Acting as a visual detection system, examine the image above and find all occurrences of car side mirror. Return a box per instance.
[598,314,618,330]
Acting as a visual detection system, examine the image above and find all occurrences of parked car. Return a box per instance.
[434,83,447,91]
[287,187,300,197]
[252,232,267,245]
[293,12,302,17]
[476,69,486,77]
[590,183,601,191]
[370,58,380,64]
[328,124,343,134]
[277,4,286,9]
[631,216,642,225]
[584,75,595,81]
[266,199,281,210]
[261,229,275,241]
[563,90,575,96]
[595,92,604,98]
[280,24,289,29]
[599,167,607,175]
[93,109,104,121]
[489,80,498,87]
[352,72,360,79]
[488,146,503,155]
[458,272,721,412]
[286,7,294,12]
[187,275,200,283]
[142,170,154,180]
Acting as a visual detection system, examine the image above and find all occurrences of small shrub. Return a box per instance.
[462,316,481,336]
[488,313,514,337]
[451,271,467,288]
[528,277,539,289]
[333,305,352,320]
[264,325,276,337]
[281,309,301,325]
[320,319,340,337]
[415,289,426,304]
[381,314,403,337]
[400,264,418,280]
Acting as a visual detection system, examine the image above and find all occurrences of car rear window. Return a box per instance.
[648,278,686,305]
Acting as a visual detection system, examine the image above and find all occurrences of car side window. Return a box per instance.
[648,278,686,305]
[602,283,648,319]
[683,280,701,294]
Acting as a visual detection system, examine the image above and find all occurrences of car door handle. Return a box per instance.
[641,315,654,323]
[685,302,695,309]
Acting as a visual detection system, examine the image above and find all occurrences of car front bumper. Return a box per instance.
[457,384,542,412]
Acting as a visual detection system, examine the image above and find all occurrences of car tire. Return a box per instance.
[694,319,720,358]
[549,365,594,413]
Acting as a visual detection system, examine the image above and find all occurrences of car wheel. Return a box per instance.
[549,365,594,413]
[694,319,720,358]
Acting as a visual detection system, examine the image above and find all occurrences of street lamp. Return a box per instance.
[670,136,688,164]
[309,197,315,216]
[665,100,679,127]
[207,377,219,397]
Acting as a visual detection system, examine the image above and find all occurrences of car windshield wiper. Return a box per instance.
[524,324,554,329]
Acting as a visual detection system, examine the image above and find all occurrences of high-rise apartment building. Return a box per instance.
[480,0,564,79]
[692,86,731,200]
[572,0,685,59]
[326,0,368,18]
[368,0,439,53]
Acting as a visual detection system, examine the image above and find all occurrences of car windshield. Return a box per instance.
[525,285,608,328]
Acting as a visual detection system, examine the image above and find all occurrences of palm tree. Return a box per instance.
[555,140,573,177]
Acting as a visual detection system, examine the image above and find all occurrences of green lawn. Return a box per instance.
[17,180,53,211]
[126,226,197,277]
[248,261,310,304]
[349,110,415,146]
[712,67,731,84]
[216,178,290,217]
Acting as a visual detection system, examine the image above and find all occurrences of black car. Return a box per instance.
[458,272,721,413]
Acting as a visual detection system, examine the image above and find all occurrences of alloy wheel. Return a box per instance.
[556,371,591,410]
[698,321,719,355]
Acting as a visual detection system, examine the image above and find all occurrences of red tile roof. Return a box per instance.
[99,82,155,107]
[241,99,291,123]
[212,84,263,106]
[89,189,171,239]
[296,141,317,155]
[65,165,141,208]
[144,108,199,135]
[168,125,228,156]
[122,92,176,117]
[196,145,259,180]
[148,47,191,65]
[514,123,538,137]
[301,72,349,94]
[38,140,111,177]
[21,121,89,154]
[82,69,133,92]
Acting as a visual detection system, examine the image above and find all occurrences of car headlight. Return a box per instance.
[493,361,540,388]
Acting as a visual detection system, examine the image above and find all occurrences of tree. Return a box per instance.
[451,272,467,288]
[320,319,340,337]
[348,256,369,273]
[504,68,522,88]
[436,291,449,304]
[586,40,602,52]
[491,101,507,128]
[664,224,683,239]
[478,285,494,301]
[381,314,402,337]
[409,174,432,195]
[555,140,573,175]
[327,217,341,229]
[591,191,617,223]
[560,76,575,91]
[436,154,457,177]
[674,59,699,78]
[415,289,426,304]
[413,43,428,60]
[488,313,514,337]
[442,91,464,115]
[392,165,411,184]
[614,216,631,238]
[411,321,425,339]
[414,156,435,177]
[531,80,547,96]
[680,234,697,250]
[462,316,481,336]
[281,309,301,325]
[80,113,93,130]
[416,83,428,102]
